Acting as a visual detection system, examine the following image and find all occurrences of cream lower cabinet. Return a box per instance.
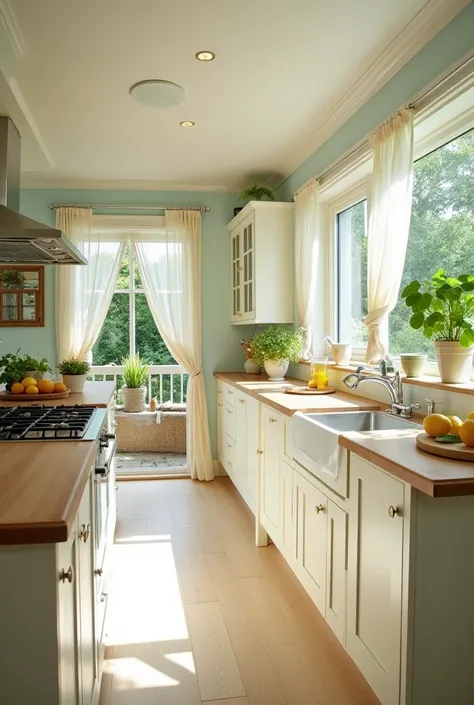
[234,391,259,512]
[217,381,235,479]
[260,404,283,540]
[347,455,404,705]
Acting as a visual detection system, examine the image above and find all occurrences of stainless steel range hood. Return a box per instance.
[0,117,86,265]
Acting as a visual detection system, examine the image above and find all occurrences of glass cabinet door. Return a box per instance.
[242,220,254,317]
[231,230,242,318]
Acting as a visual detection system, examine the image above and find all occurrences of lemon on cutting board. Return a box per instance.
[459,419,474,448]
[446,415,463,435]
[423,413,452,438]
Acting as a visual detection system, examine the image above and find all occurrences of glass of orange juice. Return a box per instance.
[311,356,329,390]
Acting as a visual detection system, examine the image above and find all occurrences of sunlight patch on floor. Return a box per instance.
[165,651,196,674]
[104,657,180,690]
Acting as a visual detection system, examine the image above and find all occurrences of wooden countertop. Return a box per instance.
[339,429,474,497]
[0,381,115,408]
[0,441,97,545]
[214,372,380,416]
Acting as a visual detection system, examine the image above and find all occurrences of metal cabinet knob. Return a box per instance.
[59,566,74,583]
[238,266,244,272]
[101,592,108,603]
[388,505,400,518]
[79,523,90,543]
[269,417,277,423]
[256,449,263,455]
[94,568,103,577]
[315,504,325,514]
[237,311,243,317]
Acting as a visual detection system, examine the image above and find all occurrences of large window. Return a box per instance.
[92,242,176,367]
[336,199,368,347]
[389,128,474,359]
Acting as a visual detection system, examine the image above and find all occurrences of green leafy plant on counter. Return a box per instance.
[0,269,26,289]
[57,358,91,376]
[22,355,51,374]
[250,326,303,366]
[401,269,474,347]
[0,351,28,390]
[122,354,149,388]
[238,183,275,202]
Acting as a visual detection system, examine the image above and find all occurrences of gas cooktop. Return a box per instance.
[0,405,103,441]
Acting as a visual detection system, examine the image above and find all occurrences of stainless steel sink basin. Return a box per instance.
[306,411,416,433]
[291,411,417,492]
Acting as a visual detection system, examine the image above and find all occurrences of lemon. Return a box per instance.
[38,379,55,394]
[467,412,474,421]
[21,377,38,389]
[10,383,25,394]
[447,415,463,435]
[25,385,39,395]
[423,413,452,438]
[54,382,68,393]
[460,419,474,448]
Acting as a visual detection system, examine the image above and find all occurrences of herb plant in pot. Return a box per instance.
[234,183,276,217]
[401,270,474,383]
[22,355,51,381]
[250,326,303,381]
[58,358,90,393]
[122,354,148,412]
[0,352,28,391]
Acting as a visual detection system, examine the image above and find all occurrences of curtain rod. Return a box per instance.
[47,203,211,213]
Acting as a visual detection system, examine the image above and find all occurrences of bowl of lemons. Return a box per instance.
[5,377,69,399]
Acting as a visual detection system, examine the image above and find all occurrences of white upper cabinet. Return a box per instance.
[227,201,294,325]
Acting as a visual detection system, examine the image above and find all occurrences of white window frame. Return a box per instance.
[91,215,165,362]
[319,56,474,374]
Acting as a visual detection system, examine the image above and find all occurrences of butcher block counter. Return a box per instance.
[0,380,115,408]
[214,372,380,416]
[0,441,97,544]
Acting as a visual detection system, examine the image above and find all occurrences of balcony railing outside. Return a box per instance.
[88,365,188,406]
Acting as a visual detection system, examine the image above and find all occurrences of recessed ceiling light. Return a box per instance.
[130,80,185,108]
[180,121,195,127]
[195,51,215,62]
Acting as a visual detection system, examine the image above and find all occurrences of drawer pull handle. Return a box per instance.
[94,568,103,577]
[101,592,108,603]
[315,504,325,514]
[79,523,90,543]
[388,505,400,519]
[257,449,263,455]
[269,417,277,423]
[59,566,74,584]
[239,398,246,404]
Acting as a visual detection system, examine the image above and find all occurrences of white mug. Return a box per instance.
[331,343,352,365]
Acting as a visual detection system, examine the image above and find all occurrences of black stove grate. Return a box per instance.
[0,405,96,441]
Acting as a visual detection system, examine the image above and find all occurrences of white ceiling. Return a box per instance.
[0,0,466,191]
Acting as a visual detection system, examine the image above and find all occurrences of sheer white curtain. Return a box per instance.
[56,207,125,360]
[294,178,320,359]
[365,108,414,362]
[133,210,213,481]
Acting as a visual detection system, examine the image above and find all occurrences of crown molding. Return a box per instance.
[277,0,469,184]
[20,174,242,193]
[0,0,25,58]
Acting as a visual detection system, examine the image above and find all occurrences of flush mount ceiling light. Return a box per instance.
[195,50,215,62]
[130,80,185,108]
[180,121,195,127]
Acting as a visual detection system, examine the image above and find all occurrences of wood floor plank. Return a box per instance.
[172,528,218,603]
[237,575,300,647]
[186,601,246,702]
[206,553,287,705]
[170,496,197,527]
[266,643,331,705]
[202,699,249,705]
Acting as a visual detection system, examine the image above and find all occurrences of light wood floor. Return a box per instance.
[99,477,379,705]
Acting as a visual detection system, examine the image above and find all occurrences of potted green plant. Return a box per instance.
[401,269,474,383]
[0,352,28,391]
[0,269,26,289]
[234,183,276,217]
[22,355,51,381]
[57,358,90,393]
[250,326,303,380]
[122,354,149,412]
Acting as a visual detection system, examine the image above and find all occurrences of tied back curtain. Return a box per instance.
[56,207,125,361]
[294,179,320,359]
[365,108,414,363]
[133,210,213,481]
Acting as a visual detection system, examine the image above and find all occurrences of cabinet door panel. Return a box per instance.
[261,406,282,538]
[57,527,79,705]
[234,394,247,495]
[245,395,259,513]
[325,500,347,645]
[347,455,404,705]
[296,472,327,614]
[231,229,242,320]
[217,386,225,465]
[224,401,235,441]
[78,479,98,705]
[281,461,295,566]
[224,434,235,479]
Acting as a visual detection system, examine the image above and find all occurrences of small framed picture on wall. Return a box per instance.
[0,265,45,327]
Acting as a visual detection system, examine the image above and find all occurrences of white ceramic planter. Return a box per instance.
[62,374,86,393]
[264,359,289,381]
[400,354,427,378]
[122,385,146,413]
[244,359,261,374]
[434,341,474,383]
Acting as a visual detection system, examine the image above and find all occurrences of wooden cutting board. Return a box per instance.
[416,432,474,462]
[0,390,70,402]
[285,386,336,395]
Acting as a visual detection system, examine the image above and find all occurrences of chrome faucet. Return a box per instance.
[342,366,420,418]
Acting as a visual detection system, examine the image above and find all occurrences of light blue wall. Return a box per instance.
[5,189,251,456]
[276,2,474,199]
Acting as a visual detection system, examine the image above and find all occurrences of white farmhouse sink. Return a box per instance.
[291,411,416,491]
